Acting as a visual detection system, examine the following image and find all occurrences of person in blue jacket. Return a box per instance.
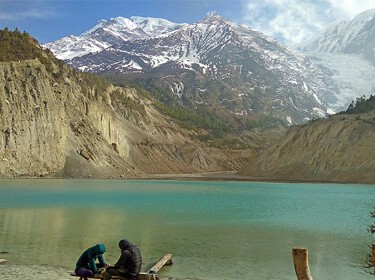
[75,243,108,277]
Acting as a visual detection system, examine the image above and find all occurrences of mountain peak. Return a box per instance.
[109,16,139,30]
[82,19,107,36]
[129,16,185,35]
[353,8,375,21]
[304,8,375,66]
[202,11,228,23]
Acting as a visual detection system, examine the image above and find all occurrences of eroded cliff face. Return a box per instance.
[0,59,253,178]
[239,112,375,183]
[0,60,68,176]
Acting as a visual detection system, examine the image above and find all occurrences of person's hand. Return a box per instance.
[96,267,106,275]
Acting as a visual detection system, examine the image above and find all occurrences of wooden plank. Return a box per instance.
[148,253,173,274]
[70,273,156,280]
[138,272,157,280]
[70,273,123,279]
[0,259,6,264]
[292,248,313,280]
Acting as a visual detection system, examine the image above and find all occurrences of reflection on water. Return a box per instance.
[0,180,374,280]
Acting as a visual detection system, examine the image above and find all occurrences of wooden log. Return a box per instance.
[138,272,158,280]
[148,253,173,274]
[70,272,125,280]
[70,272,159,280]
[372,244,375,274]
[0,259,6,264]
[292,248,313,280]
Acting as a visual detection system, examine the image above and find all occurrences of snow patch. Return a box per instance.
[285,116,293,125]
[170,82,185,98]
[118,60,142,71]
[312,107,327,118]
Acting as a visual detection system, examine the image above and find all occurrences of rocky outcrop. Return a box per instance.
[238,112,375,183]
[0,58,253,178]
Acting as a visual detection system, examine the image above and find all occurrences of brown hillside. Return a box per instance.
[0,58,258,178]
[239,112,375,183]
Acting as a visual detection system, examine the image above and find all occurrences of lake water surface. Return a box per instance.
[0,179,374,279]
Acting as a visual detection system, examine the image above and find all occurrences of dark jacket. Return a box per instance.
[114,239,142,278]
[76,244,107,274]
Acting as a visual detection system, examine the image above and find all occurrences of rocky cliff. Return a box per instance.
[0,56,255,178]
[238,110,375,183]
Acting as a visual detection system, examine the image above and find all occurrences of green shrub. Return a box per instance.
[154,101,233,134]
[243,115,284,130]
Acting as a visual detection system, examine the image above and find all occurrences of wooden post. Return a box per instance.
[292,248,313,280]
[372,244,375,274]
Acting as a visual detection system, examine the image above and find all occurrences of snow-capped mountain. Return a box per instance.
[302,9,375,110]
[304,9,375,65]
[44,16,186,60]
[46,14,340,124]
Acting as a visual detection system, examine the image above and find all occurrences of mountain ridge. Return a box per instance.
[302,9,375,110]
[304,9,375,65]
[47,13,340,125]
[44,16,187,60]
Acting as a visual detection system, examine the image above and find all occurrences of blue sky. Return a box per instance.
[1,0,375,45]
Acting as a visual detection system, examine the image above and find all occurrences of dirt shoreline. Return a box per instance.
[141,171,375,185]
[1,171,374,184]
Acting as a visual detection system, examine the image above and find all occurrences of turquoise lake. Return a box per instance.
[0,179,374,279]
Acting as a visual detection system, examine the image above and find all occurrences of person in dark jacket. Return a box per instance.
[103,239,142,280]
[75,243,108,277]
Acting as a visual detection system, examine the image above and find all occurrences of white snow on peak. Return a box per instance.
[305,9,375,53]
[353,8,375,21]
[82,19,108,36]
[110,17,139,30]
[44,16,187,60]
[129,16,186,36]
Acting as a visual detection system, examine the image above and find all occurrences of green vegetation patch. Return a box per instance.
[0,28,56,72]
[154,101,233,135]
[242,114,285,130]
[343,95,375,115]
[80,72,112,95]
[111,89,145,112]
